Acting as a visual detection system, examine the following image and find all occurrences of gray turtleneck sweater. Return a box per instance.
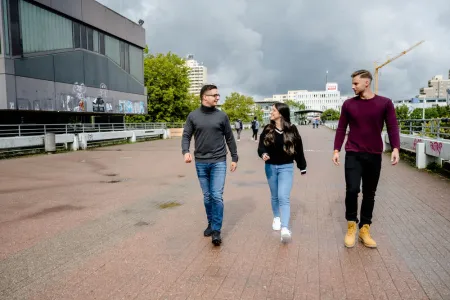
[182,105,238,163]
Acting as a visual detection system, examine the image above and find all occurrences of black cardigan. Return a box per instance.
[257,124,307,173]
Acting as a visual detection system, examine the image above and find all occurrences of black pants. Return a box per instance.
[345,151,382,228]
[252,129,258,140]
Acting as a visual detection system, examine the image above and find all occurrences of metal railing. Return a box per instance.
[398,118,450,139]
[0,123,186,138]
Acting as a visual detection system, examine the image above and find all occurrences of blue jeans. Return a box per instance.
[265,163,294,228]
[195,161,227,232]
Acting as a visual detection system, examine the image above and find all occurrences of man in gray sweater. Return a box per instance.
[182,84,238,246]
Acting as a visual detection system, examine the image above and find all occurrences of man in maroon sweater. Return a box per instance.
[332,70,400,248]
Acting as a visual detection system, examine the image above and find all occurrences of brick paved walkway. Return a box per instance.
[0,126,449,300]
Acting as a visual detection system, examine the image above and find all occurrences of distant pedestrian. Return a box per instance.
[234,119,243,141]
[332,70,400,248]
[182,84,239,246]
[251,116,260,141]
[258,102,307,243]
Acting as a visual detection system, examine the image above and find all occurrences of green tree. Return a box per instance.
[221,92,255,122]
[395,104,410,120]
[127,50,192,123]
[251,105,264,122]
[285,100,306,111]
[186,93,201,112]
[321,108,340,121]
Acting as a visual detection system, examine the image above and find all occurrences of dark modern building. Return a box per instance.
[0,0,146,123]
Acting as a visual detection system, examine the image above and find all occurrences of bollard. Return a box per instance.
[44,133,56,153]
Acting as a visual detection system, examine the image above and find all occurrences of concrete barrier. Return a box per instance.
[78,131,134,150]
[384,133,450,169]
[0,136,44,149]
[133,129,166,139]
[0,128,170,153]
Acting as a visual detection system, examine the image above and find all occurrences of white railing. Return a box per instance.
[0,123,186,137]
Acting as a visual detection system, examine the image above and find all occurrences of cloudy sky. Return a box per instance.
[98,0,450,101]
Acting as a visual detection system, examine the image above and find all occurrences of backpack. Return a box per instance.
[251,120,256,129]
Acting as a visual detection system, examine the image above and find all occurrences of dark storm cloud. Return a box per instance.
[98,0,450,100]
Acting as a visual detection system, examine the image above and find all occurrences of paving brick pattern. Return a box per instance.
[0,126,449,299]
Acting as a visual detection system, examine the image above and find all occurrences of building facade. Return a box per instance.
[186,54,207,95]
[0,0,146,122]
[255,83,348,124]
[419,75,450,99]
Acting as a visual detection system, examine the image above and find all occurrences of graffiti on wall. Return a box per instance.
[15,81,146,114]
[429,141,443,155]
[118,100,145,114]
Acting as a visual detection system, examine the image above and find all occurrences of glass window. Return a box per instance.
[19,0,73,53]
[120,41,130,72]
[80,24,87,49]
[93,30,98,52]
[105,34,120,64]
[86,27,93,51]
[2,0,9,55]
[129,45,144,83]
[73,22,80,48]
[99,32,105,54]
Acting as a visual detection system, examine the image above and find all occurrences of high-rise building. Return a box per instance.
[419,75,450,99]
[186,55,207,95]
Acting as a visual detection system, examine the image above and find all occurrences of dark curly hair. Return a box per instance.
[263,102,300,156]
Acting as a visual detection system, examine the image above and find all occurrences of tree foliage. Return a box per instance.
[221,92,256,122]
[321,108,341,121]
[395,104,450,120]
[126,50,194,123]
[395,104,410,120]
[284,100,306,111]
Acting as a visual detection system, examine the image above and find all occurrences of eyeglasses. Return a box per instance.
[206,94,220,98]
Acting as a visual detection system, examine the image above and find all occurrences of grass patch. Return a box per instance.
[158,201,182,209]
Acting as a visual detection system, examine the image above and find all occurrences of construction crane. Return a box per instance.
[374,40,425,94]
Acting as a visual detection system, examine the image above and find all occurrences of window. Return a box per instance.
[120,41,129,72]
[105,35,120,64]
[86,27,93,51]
[129,45,144,83]
[20,0,73,53]
[93,30,99,52]
[1,0,9,55]
[99,32,105,54]
[73,23,80,48]
[80,24,87,49]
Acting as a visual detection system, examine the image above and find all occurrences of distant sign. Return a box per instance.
[326,83,338,91]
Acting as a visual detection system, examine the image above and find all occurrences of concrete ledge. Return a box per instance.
[0,136,44,149]
[133,129,165,138]
[55,134,76,144]
[384,133,450,168]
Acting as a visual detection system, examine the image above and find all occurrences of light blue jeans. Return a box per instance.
[265,163,294,228]
[195,161,227,232]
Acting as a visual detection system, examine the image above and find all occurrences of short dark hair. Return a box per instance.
[351,70,373,81]
[200,84,218,100]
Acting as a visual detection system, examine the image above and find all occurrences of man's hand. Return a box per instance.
[332,151,340,166]
[230,162,237,172]
[391,148,400,165]
[262,153,270,161]
[184,153,192,163]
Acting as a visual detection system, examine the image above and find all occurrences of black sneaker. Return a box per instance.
[204,223,213,237]
[212,231,222,246]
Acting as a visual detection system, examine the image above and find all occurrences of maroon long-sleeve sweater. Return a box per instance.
[333,95,400,154]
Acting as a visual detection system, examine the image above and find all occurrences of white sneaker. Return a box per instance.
[272,217,281,231]
[281,227,291,243]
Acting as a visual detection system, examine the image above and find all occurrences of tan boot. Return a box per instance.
[344,221,357,248]
[359,224,377,248]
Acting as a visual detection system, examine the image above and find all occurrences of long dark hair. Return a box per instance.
[263,102,300,156]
